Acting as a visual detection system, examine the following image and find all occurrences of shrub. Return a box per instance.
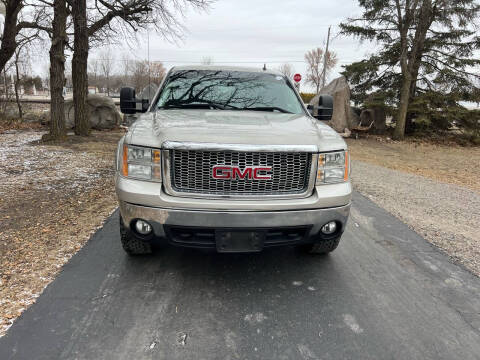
[300,92,316,104]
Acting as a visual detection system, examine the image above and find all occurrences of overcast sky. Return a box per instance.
[88,0,369,92]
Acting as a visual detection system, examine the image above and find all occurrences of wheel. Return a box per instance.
[119,217,152,255]
[298,235,342,255]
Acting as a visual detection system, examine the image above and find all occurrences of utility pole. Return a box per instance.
[147,22,151,99]
[321,25,331,90]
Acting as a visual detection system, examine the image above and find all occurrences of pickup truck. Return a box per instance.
[115,66,352,255]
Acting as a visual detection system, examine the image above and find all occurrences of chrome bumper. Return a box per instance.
[119,201,351,239]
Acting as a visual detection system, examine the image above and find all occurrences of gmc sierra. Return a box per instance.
[115,66,352,255]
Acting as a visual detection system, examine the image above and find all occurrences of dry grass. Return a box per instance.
[346,136,480,193]
[0,119,44,134]
[0,129,124,336]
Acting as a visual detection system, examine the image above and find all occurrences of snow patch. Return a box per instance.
[244,312,267,325]
[343,314,364,334]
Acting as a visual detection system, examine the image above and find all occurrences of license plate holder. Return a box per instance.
[215,230,265,253]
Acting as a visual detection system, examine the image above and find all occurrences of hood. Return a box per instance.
[125,109,347,152]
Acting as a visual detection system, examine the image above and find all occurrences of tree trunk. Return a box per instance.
[405,72,418,134]
[72,0,89,136]
[397,0,433,139]
[14,51,22,120]
[45,0,68,141]
[2,70,9,114]
[394,74,412,140]
[0,0,22,73]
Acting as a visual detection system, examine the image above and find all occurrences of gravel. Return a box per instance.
[351,160,480,276]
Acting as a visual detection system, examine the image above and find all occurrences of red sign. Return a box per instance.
[212,166,273,180]
[293,73,302,82]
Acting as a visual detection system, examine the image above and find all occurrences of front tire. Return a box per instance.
[120,217,153,255]
[299,235,342,255]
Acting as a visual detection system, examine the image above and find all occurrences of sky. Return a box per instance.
[88,0,370,92]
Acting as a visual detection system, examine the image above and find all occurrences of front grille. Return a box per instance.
[169,150,312,196]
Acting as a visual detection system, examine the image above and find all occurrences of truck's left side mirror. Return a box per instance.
[120,87,149,114]
[308,95,333,121]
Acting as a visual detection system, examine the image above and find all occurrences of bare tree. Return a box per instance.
[201,56,214,65]
[88,58,100,89]
[305,47,337,94]
[99,50,114,96]
[0,0,24,72]
[42,62,50,94]
[2,0,212,139]
[86,1,212,45]
[64,55,72,88]
[132,60,149,92]
[0,0,50,73]
[71,0,89,136]
[13,51,23,119]
[12,43,31,120]
[67,0,211,136]
[150,61,166,85]
[43,0,67,141]
[0,61,14,116]
[120,54,133,85]
[277,63,294,80]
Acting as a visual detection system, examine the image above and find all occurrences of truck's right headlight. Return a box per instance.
[121,144,162,182]
[316,150,349,185]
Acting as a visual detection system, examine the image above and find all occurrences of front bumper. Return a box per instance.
[119,201,351,248]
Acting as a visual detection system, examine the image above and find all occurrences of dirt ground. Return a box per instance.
[346,136,480,193]
[0,128,124,335]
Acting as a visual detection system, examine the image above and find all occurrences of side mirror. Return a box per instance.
[308,95,333,121]
[120,87,149,114]
[307,104,315,116]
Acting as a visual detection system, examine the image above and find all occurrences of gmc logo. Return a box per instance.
[212,166,272,180]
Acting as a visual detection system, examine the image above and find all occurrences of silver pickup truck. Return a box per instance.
[115,66,351,255]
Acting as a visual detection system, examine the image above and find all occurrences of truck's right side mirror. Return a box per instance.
[120,87,149,114]
[308,95,334,121]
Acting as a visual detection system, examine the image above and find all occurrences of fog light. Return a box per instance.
[321,221,337,235]
[135,220,152,235]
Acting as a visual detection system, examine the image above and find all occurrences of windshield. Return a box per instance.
[155,70,304,114]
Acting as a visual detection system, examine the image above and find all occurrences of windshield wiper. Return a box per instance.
[242,106,292,114]
[159,101,238,110]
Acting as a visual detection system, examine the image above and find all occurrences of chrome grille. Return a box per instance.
[170,150,312,196]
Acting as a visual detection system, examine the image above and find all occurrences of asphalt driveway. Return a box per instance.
[1,193,479,360]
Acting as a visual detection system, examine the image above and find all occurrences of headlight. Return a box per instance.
[128,147,152,163]
[122,145,161,182]
[316,150,349,184]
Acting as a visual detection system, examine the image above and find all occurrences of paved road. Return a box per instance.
[1,193,479,360]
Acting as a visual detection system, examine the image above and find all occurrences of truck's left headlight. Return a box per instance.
[121,145,162,182]
[316,150,349,184]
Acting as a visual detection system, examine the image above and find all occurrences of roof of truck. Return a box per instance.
[170,65,283,76]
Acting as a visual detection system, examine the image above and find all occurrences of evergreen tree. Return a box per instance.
[340,0,480,139]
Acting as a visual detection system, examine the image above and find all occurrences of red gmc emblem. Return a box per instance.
[212,165,272,180]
